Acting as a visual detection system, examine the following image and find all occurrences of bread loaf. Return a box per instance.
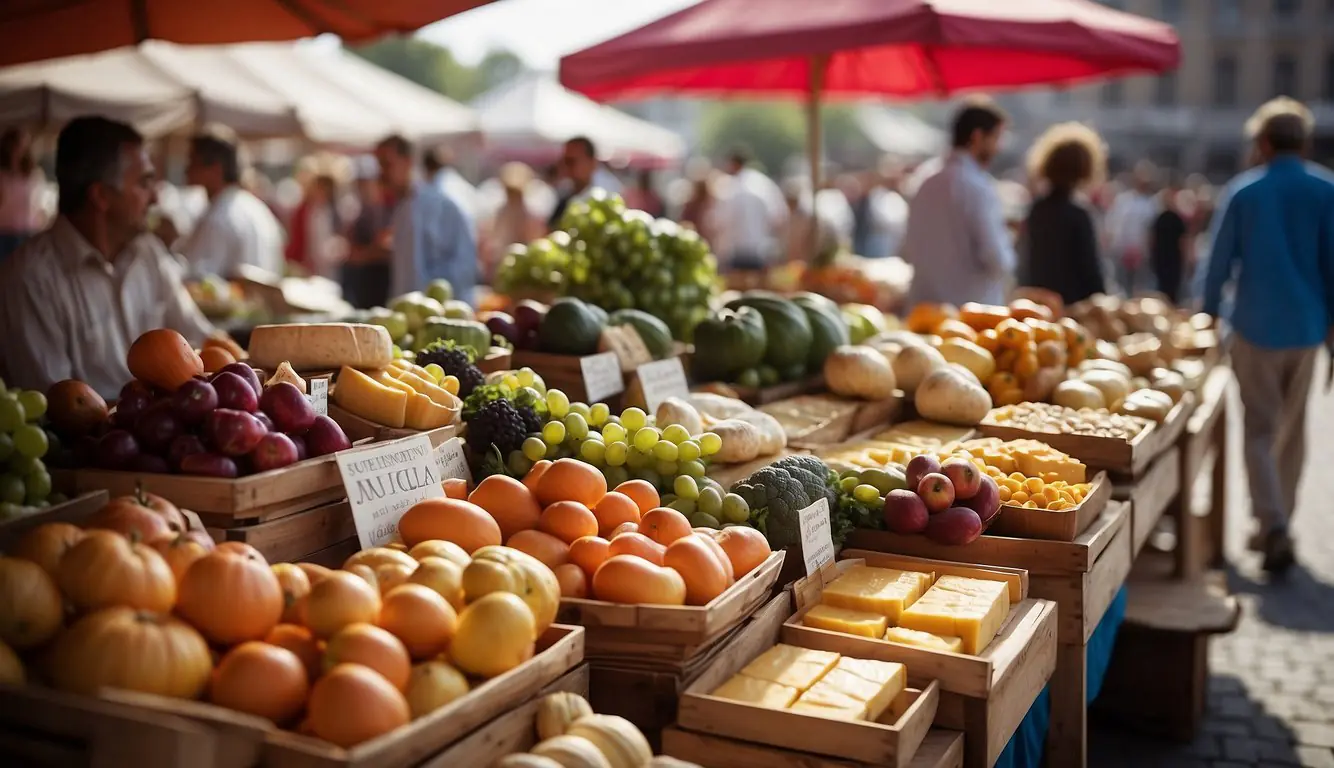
[248,323,393,372]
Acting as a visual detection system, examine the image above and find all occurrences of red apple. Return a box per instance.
[167,434,207,470]
[113,385,154,430]
[905,454,942,491]
[171,379,218,426]
[205,409,265,457]
[217,362,262,397]
[883,489,929,534]
[925,507,983,546]
[211,371,258,413]
[133,401,182,454]
[179,452,239,478]
[254,412,275,433]
[97,429,139,470]
[261,381,317,434]
[304,414,351,457]
[916,473,956,514]
[130,453,171,474]
[961,475,1002,524]
[287,433,309,462]
[250,433,299,473]
[941,458,982,500]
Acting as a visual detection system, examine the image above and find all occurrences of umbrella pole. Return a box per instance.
[806,55,827,261]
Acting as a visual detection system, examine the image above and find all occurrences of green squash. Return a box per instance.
[415,318,491,356]
[607,309,674,359]
[792,295,851,372]
[725,293,812,371]
[538,298,605,355]
[691,307,767,381]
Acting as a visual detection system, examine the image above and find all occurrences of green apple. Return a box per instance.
[425,278,453,305]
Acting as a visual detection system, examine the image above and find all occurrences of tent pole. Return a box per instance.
[806,54,828,260]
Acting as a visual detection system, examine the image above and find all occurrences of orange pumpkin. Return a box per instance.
[150,532,211,583]
[309,663,410,747]
[407,556,465,611]
[639,507,692,546]
[271,564,312,624]
[397,499,502,553]
[176,547,283,645]
[469,474,542,541]
[592,556,686,606]
[210,641,309,724]
[12,522,85,577]
[533,459,606,508]
[324,623,411,690]
[613,480,659,515]
[522,459,553,494]
[663,534,734,606]
[553,564,588,598]
[0,556,64,649]
[297,562,334,585]
[378,584,457,660]
[606,532,665,566]
[407,540,470,568]
[265,623,323,680]
[302,571,381,639]
[199,346,237,374]
[567,536,610,580]
[50,607,212,699]
[45,379,109,437]
[215,541,263,557]
[591,492,640,538]
[442,478,469,500]
[506,530,570,570]
[57,530,176,612]
[715,527,772,577]
[127,328,204,392]
[538,501,599,544]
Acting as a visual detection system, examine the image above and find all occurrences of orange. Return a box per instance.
[442,478,468,500]
[639,507,692,546]
[209,641,309,724]
[614,480,660,515]
[606,532,665,566]
[533,459,607,508]
[469,474,542,541]
[324,623,411,691]
[199,346,236,373]
[592,556,685,605]
[609,522,639,538]
[538,501,599,544]
[377,584,458,660]
[506,530,570,570]
[592,492,641,538]
[715,527,772,578]
[553,564,588,598]
[523,460,553,494]
[568,536,610,579]
[397,499,502,553]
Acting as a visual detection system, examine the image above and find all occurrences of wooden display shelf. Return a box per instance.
[977,416,1157,477]
[987,470,1111,542]
[662,727,964,768]
[705,450,799,491]
[729,375,826,406]
[208,500,355,564]
[1143,393,1196,462]
[1174,364,1232,578]
[477,346,513,374]
[1113,446,1181,558]
[327,404,461,446]
[0,490,108,548]
[764,392,906,445]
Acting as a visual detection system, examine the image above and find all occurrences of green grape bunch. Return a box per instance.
[0,379,58,520]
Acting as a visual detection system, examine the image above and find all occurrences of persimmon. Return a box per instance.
[469,474,541,541]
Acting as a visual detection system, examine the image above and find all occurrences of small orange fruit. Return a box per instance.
[443,478,468,500]
[378,584,458,660]
[567,536,610,579]
[553,564,588,598]
[614,480,660,515]
[592,491,641,538]
[538,501,599,544]
[534,459,607,508]
[506,529,570,570]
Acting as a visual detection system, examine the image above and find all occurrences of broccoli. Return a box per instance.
[773,455,839,485]
[780,465,830,506]
[730,470,807,549]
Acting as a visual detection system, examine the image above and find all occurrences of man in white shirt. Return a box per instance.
[901,99,1017,306]
[1104,163,1160,295]
[177,127,285,278]
[716,149,787,270]
[547,136,624,229]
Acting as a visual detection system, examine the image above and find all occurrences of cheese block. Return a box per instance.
[883,627,964,653]
[898,576,1010,655]
[802,604,889,638]
[332,366,408,428]
[792,683,867,720]
[822,566,934,622]
[819,665,903,721]
[249,323,394,372]
[834,657,906,689]
[738,644,839,691]
[711,674,800,710]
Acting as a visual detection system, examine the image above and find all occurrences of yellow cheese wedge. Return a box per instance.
[1015,452,1085,484]
[898,577,1010,655]
[817,667,902,722]
[802,604,889,638]
[710,674,800,710]
[387,366,455,407]
[739,644,840,691]
[823,566,934,622]
[373,370,417,397]
[333,366,408,428]
[883,627,965,653]
[931,575,1010,601]
[403,392,455,430]
[792,683,867,720]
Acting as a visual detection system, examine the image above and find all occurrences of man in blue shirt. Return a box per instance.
[1202,97,1334,575]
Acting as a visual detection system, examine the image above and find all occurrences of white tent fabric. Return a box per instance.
[855,105,946,159]
[472,73,686,165]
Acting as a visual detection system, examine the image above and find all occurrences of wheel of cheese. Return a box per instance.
[248,323,393,372]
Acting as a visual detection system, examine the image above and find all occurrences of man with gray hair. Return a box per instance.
[1202,97,1334,576]
[177,126,284,278]
[0,115,214,397]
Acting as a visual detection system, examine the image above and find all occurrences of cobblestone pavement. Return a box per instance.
[1090,370,1334,768]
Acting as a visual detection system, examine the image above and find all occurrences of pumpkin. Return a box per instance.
[397,498,502,553]
[449,592,536,678]
[567,536,610,580]
[605,532,665,566]
[57,530,176,613]
[176,547,283,645]
[461,546,559,634]
[302,570,381,639]
[468,474,542,541]
[46,379,110,437]
[663,534,734,606]
[0,556,64,649]
[537,692,594,740]
[407,539,471,568]
[271,563,312,623]
[127,328,204,392]
[324,622,411,690]
[50,607,211,698]
[553,564,587,598]
[715,526,771,577]
[612,480,659,516]
[0,639,23,685]
[592,556,685,606]
[12,522,85,577]
[530,735,613,768]
[405,660,469,719]
[265,623,323,680]
[344,547,418,572]
[566,715,654,768]
[533,459,607,508]
[638,508,692,546]
[824,345,898,401]
[508,530,571,570]
[378,584,457,659]
[150,532,211,583]
[210,641,309,724]
[496,756,564,768]
[407,556,465,611]
[590,492,640,538]
[308,663,410,747]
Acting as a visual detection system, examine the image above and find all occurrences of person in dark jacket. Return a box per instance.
[1149,176,1188,303]
[1019,122,1108,306]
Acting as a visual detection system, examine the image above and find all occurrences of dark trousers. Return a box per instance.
[341,262,391,309]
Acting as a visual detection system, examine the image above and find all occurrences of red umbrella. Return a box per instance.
[0,0,496,68]
[560,0,1180,101]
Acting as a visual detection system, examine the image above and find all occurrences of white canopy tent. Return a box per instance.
[471,72,686,167]
[855,105,946,160]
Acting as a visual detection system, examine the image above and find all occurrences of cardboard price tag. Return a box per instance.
[336,433,445,549]
[798,497,836,576]
[306,377,329,417]
[433,437,470,482]
[599,326,654,372]
[580,352,626,403]
[636,357,689,415]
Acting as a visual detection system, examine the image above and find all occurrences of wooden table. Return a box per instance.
[1171,364,1233,578]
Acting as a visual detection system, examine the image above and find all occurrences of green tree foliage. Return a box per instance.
[698,101,879,177]
[349,37,523,103]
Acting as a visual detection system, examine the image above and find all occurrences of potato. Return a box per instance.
[892,344,947,396]
[915,367,993,427]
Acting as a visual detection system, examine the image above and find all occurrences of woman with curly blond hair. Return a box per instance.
[1019,122,1108,304]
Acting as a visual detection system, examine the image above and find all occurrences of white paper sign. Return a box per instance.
[636,357,690,415]
[433,437,471,482]
[798,497,836,576]
[580,352,625,403]
[306,378,329,416]
[337,433,445,549]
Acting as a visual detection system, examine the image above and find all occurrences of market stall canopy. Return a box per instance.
[472,72,687,167]
[0,41,477,144]
[0,0,497,67]
[559,0,1181,101]
[855,106,945,158]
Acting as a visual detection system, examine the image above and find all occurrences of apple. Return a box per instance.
[304,415,351,457]
[905,454,942,491]
[130,453,171,474]
[254,412,275,433]
[883,489,929,534]
[97,429,140,470]
[179,452,239,478]
[961,475,1002,524]
[916,473,956,514]
[941,458,982,500]
[925,507,983,546]
[114,384,154,430]
[250,433,299,473]
[172,379,218,426]
[133,401,182,454]
[211,371,258,413]
[167,434,207,470]
[288,433,309,462]
[217,362,262,397]
[261,382,317,433]
[205,409,266,457]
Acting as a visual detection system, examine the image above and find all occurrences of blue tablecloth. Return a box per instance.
[993,586,1129,768]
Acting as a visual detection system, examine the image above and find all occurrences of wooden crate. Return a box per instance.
[706,450,801,490]
[662,727,964,768]
[987,470,1111,541]
[209,500,356,564]
[783,554,1057,768]
[0,490,108,549]
[730,375,826,406]
[327,404,461,446]
[478,346,513,374]
[1026,502,1134,646]
[510,350,622,405]
[761,392,906,445]
[977,416,1157,476]
[1113,446,1181,558]
[1143,393,1196,461]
